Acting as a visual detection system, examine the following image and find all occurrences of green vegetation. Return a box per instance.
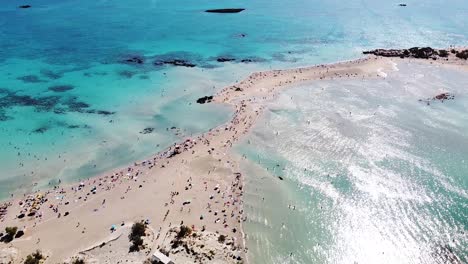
[2,226,18,242]
[218,234,226,243]
[71,258,85,264]
[176,225,192,239]
[129,222,146,252]
[24,250,44,264]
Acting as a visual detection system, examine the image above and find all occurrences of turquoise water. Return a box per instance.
[0,0,468,259]
[237,62,468,263]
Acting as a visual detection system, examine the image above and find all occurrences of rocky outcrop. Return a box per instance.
[196,96,213,104]
[205,8,245,13]
[363,47,444,59]
[454,49,468,60]
[364,47,468,60]
[48,85,75,92]
[154,59,196,68]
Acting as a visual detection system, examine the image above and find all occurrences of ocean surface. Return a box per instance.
[237,62,468,263]
[0,0,467,262]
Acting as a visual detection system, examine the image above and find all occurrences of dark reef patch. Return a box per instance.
[205,8,245,13]
[0,90,115,119]
[16,75,46,83]
[48,85,75,92]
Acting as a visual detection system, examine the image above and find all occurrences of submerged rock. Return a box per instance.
[16,75,45,83]
[122,56,144,65]
[140,127,155,134]
[216,57,236,62]
[419,92,455,105]
[196,96,213,104]
[205,8,245,13]
[32,127,48,134]
[48,85,74,92]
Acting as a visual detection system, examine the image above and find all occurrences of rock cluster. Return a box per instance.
[363,47,444,59]
[419,92,455,105]
[364,47,468,60]
[196,96,213,104]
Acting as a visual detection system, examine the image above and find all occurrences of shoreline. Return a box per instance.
[1,52,467,263]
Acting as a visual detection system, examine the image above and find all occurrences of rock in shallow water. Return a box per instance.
[205,8,245,13]
[196,96,213,104]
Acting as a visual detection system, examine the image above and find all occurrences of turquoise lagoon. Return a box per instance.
[238,62,468,263]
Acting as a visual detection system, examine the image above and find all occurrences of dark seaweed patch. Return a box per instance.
[0,109,10,121]
[16,75,46,83]
[120,55,145,65]
[32,126,48,133]
[118,70,136,78]
[40,69,63,80]
[48,85,75,92]
[62,96,90,111]
[0,91,115,121]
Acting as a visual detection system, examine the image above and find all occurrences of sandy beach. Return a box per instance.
[1,50,466,263]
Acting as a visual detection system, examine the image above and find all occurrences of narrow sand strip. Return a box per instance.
[0,54,465,263]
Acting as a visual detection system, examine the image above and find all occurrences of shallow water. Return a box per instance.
[0,0,467,228]
[237,62,468,263]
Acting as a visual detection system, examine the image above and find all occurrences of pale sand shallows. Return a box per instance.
[0,54,465,263]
